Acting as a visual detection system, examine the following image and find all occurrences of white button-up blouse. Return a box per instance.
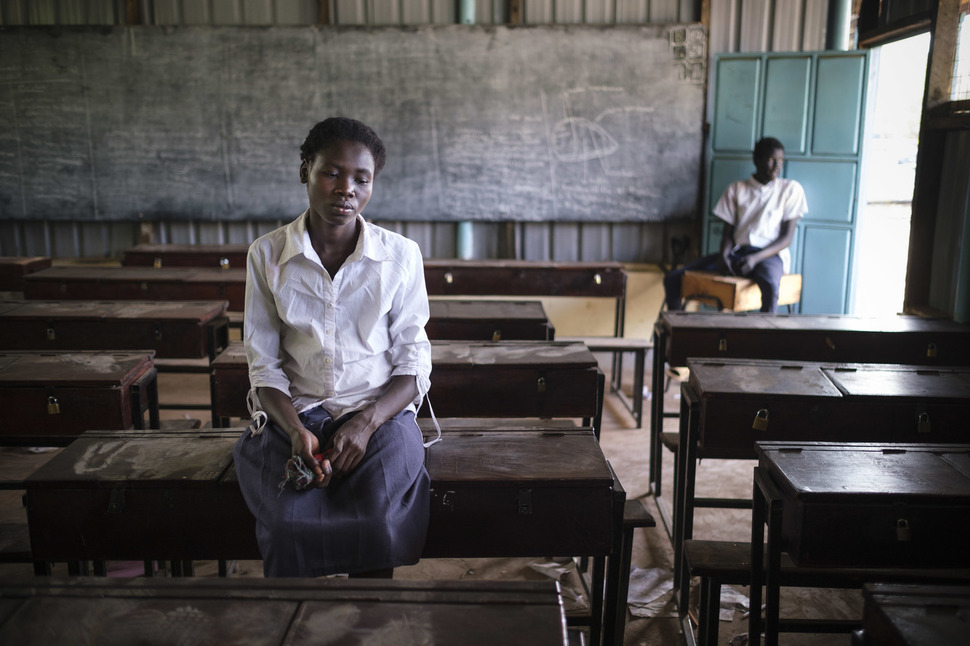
[244,211,432,420]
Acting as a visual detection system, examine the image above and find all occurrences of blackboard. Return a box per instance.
[0,24,706,223]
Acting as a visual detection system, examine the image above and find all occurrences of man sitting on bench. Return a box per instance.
[663,137,808,313]
[234,117,433,579]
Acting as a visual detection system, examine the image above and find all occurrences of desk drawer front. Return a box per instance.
[785,500,970,568]
[27,487,258,560]
[425,320,553,341]
[0,319,210,359]
[0,386,131,438]
[425,367,599,418]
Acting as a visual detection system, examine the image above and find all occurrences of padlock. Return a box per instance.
[896,518,911,541]
[926,343,938,358]
[153,257,162,268]
[492,330,502,341]
[444,272,454,284]
[46,327,56,340]
[219,257,230,270]
[47,396,61,415]
[917,411,931,433]
[537,377,546,393]
[825,336,836,350]
[718,337,727,352]
[752,408,769,431]
[593,273,602,285]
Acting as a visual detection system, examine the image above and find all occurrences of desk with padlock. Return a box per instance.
[671,358,970,618]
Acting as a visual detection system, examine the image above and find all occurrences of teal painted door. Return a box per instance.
[704,51,869,314]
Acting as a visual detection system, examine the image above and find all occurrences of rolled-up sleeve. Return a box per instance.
[387,241,432,404]
[244,241,293,397]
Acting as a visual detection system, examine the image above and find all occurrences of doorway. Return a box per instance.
[852,33,931,316]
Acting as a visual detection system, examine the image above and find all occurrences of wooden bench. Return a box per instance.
[681,270,802,312]
[683,539,970,646]
[559,336,652,428]
[23,426,645,646]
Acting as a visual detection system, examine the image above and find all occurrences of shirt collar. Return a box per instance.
[279,211,390,266]
[747,174,777,191]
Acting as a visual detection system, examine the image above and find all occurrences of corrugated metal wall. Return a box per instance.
[0,0,831,260]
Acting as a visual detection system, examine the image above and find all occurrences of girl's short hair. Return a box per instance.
[300,117,387,176]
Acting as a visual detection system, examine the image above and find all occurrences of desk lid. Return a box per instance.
[429,299,548,321]
[2,300,229,321]
[426,430,612,485]
[430,341,596,368]
[687,358,843,399]
[823,365,970,401]
[25,266,196,282]
[24,429,242,489]
[756,442,970,502]
[0,351,154,387]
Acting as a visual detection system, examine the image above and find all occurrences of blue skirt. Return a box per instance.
[233,407,429,577]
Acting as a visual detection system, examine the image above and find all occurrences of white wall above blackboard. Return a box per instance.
[0,24,705,223]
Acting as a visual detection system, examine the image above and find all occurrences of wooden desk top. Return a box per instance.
[0,350,155,387]
[0,577,568,646]
[862,583,970,646]
[0,299,229,322]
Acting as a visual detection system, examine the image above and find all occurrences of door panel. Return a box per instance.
[787,159,857,224]
[800,227,852,313]
[812,55,866,156]
[712,57,761,152]
[763,57,811,154]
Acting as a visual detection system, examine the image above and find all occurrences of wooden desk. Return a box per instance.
[858,583,970,646]
[122,243,250,269]
[0,256,51,292]
[0,577,570,646]
[210,340,604,435]
[427,299,554,340]
[672,358,970,617]
[23,266,247,311]
[24,426,623,646]
[650,312,970,500]
[751,443,970,646]
[0,350,159,445]
[0,300,229,359]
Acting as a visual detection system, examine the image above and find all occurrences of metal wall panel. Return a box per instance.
[650,0,681,22]
[212,0,244,23]
[151,0,180,24]
[334,0,366,23]
[551,223,581,261]
[801,0,828,50]
[772,0,804,50]
[369,0,401,24]
[182,0,213,24]
[276,0,319,23]
[241,0,275,23]
[525,0,554,24]
[739,0,772,51]
[708,0,739,53]
[554,0,585,23]
[615,0,649,23]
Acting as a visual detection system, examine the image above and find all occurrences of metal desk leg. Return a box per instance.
[674,382,700,616]
[750,467,785,646]
[649,323,666,495]
[602,466,628,646]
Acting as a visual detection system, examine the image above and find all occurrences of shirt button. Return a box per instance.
[326,329,333,335]
[327,391,335,397]
[325,357,333,365]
